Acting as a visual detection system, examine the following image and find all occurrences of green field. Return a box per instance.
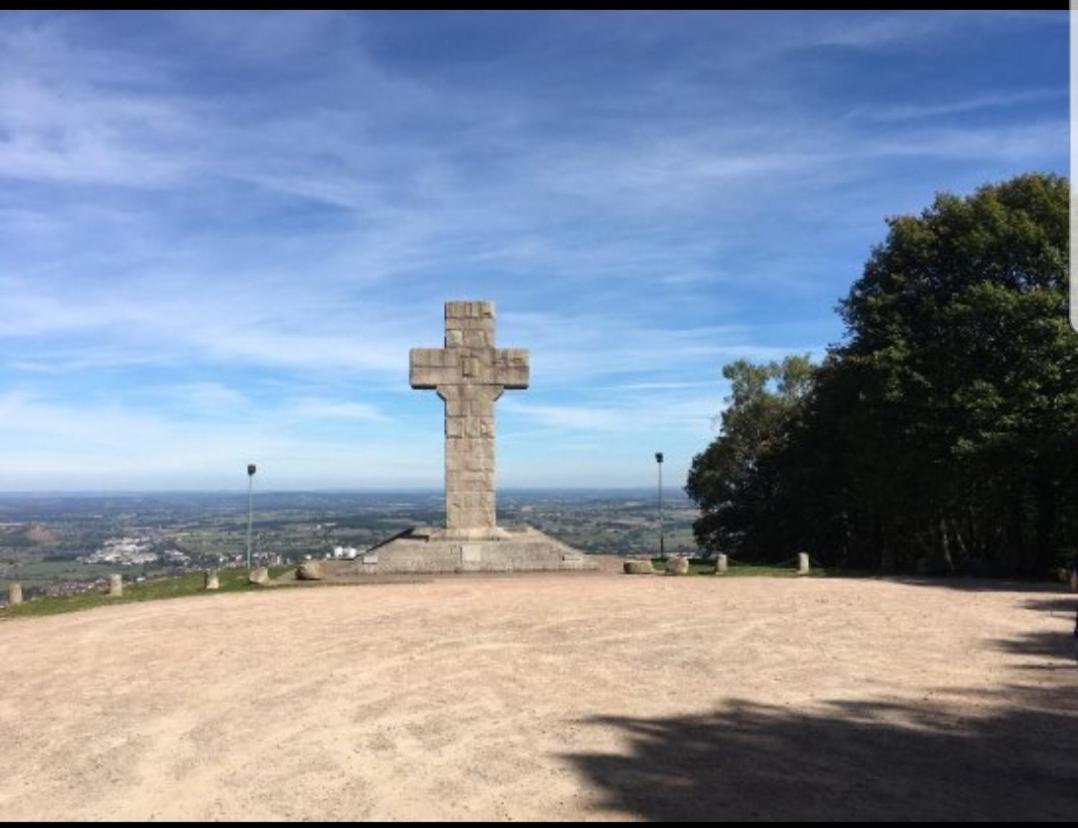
[3,560,154,587]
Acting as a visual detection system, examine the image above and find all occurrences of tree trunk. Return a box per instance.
[1032,459,1057,576]
[938,515,954,573]
[1008,480,1026,574]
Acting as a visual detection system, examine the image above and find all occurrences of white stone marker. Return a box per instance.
[666,556,690,575]
[8,582,23,605]
[716,554,728,574]
[108,574,123,597]
[623,559,655,575]
[410,301,529,540]
[204,570,219,590]
[798,553,810,575]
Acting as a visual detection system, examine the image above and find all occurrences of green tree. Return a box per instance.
[833,172,1076,574]
[687,173,1078,576]
[685,355,813,560]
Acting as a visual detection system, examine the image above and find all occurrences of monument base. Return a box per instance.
[332,525,598,576]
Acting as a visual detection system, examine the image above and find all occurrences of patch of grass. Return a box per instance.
[1,566,295,620]
[721,563,829,577]
[650,558,837,577]
[5,559,132,587]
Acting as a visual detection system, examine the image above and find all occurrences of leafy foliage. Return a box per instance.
[685,356,814,560]
[687,173,1078,575]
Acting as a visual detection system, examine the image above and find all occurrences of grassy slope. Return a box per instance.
[1,566,293,620]
[2,560,874,620]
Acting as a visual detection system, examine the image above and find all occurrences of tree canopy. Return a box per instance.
[686,173,1076,576]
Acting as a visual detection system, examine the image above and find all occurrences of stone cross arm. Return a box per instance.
[409,301,529,390]
[409,346,529,390]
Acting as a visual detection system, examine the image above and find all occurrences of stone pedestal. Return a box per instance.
[798,552,810,575]
[204,571,219,590]
[334,526,596,576]
[248,567,270,585]
[107,574,123,597]
[8,582,23,605]
[398,300,591,573]
[715,554,728,574]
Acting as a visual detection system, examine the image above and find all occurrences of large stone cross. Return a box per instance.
[410,300,529,540]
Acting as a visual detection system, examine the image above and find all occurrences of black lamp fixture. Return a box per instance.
[655,452,664,561]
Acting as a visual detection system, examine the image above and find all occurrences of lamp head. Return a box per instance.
[655,452,663,464]
[247,463,257,476]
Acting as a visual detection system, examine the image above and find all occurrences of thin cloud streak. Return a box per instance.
[0,11,1066,488]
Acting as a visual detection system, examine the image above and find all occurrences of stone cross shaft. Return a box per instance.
[410,301,529,539]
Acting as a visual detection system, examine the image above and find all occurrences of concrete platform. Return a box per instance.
[329,525,598,576]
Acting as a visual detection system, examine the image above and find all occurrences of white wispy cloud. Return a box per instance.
[0,389,410,489]
[285,398,387,422]
[0,11,1066,488]
[502,393,728,436]
[164,382,250,414]
[850,88,1067,123]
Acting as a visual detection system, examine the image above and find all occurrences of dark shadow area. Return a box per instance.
[1019,596,1078,614]
[366,525,425,552]
[564,681,1078,820]
[993,628,1078,669]
[882,575,1065,594]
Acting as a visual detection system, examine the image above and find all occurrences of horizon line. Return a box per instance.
[0,486,688,496]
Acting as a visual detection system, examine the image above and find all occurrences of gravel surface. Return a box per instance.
[1,573,1075,820]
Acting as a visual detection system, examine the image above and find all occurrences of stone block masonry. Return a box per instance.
[410,300,529,540]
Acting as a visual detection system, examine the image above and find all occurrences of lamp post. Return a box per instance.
[655,452,664,561]
[246,463,257,569]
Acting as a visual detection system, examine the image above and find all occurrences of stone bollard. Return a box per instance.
[798,553,810,575]
[715,554,728,574]
[248,567,270,586]
[8,582,23,605]
[204,570,219,590]
[623,558,656,575]
[665,556,690,575]
[108,573,123,597]
[296,561,323,581]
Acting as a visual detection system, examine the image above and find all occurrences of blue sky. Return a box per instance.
[0,11,1068,491]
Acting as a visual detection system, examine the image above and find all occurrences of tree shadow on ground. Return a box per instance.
[882,575,1066,594]
[993,627,1078,670]
[1018,596,1077,614]
[564,680,1077,820]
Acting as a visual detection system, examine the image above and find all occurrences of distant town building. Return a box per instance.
[79,536,189,567]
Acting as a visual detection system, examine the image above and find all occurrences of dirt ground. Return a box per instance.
[1,572,1075,821]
